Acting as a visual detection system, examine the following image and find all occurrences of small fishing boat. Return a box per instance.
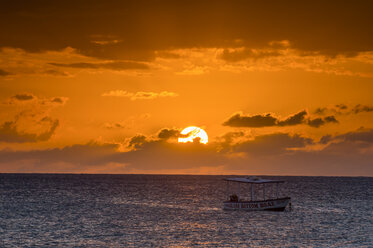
[223,176,291,211]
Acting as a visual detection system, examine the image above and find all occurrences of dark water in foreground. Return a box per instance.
[0,174,372,247]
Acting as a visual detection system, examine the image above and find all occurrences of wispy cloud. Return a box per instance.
[314,104,373,115]
[351,104,373,114]
[0,118,59,143]
[11,93,35,101]
[0,93,68,143]
[5,93,68,106]
[49,61,149,71]
[0,69,11,76]
[102,90,178,100]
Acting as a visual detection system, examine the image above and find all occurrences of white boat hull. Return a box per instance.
[223,197,291,211]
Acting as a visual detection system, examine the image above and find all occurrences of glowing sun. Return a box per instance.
[178,126,208,144]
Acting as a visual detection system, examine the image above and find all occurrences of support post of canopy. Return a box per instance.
[251,183,254,201]
[263,184,266,200]
[273,183,275,199]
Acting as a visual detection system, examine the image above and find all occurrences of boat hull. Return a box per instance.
[223,197,291,211]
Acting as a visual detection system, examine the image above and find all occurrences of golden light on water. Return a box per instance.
[178,126,208,144]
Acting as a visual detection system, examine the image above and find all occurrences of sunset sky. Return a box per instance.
[1,0,373,175]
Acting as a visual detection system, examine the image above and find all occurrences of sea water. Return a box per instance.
[0,174,372,247]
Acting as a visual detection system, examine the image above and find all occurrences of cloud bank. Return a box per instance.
[1,0,372,62]
[1,129,373,175]
[223,110,338,128]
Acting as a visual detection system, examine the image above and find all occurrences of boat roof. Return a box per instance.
[224,177,285,184]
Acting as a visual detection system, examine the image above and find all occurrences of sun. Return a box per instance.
[178,126,208,144]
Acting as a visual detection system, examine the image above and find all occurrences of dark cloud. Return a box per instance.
[216,131,245,153]
[314,107,327,115]
[229,129,373,175]
[307,118,324,128]
[308,115,338,128]
[324,116,338,123]
[11,93,35,101]
[0,140,222,172]
[314,104,373,116]
[39,97,69,106]
[128,135,147,149]
[0,118,59,143]
[49,61,149,70]
[223,113,278,127]
[278,110,307,126]
[0,93,66,143]
[6,93,68,106]
[120,140,223,171]
[318,129,373,156]
[335,104,348,110]
[157,128,180,140]
[50,97,68,105]
[0,69,11,76]
[351,104,373,114]
[224,110,339,128]
[319,128,373,147]
[0,132,315,172]
[335,129,373,143]
[219,48,281,62]
[40,116,53,123]
[0,142,120,168]
[235,133,313,156]
[319,134,332,144]
[105,123,125,129]
[43,69,69,76]
[1,1,372,61]
[219,131,245,144]
[314,105,346,116]
[51,97,63,104]
[322,139,372,155]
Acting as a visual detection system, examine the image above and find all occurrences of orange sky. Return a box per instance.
[1,0,373,175]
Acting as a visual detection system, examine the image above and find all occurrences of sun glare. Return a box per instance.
[178,126,208,144]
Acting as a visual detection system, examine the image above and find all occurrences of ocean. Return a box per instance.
[0,174,372,247]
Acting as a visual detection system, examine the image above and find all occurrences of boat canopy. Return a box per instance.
[224,177,284,184]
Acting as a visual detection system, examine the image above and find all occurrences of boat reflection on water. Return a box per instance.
[223,176,291,211]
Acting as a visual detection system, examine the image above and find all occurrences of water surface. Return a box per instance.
[0,174,372,247]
